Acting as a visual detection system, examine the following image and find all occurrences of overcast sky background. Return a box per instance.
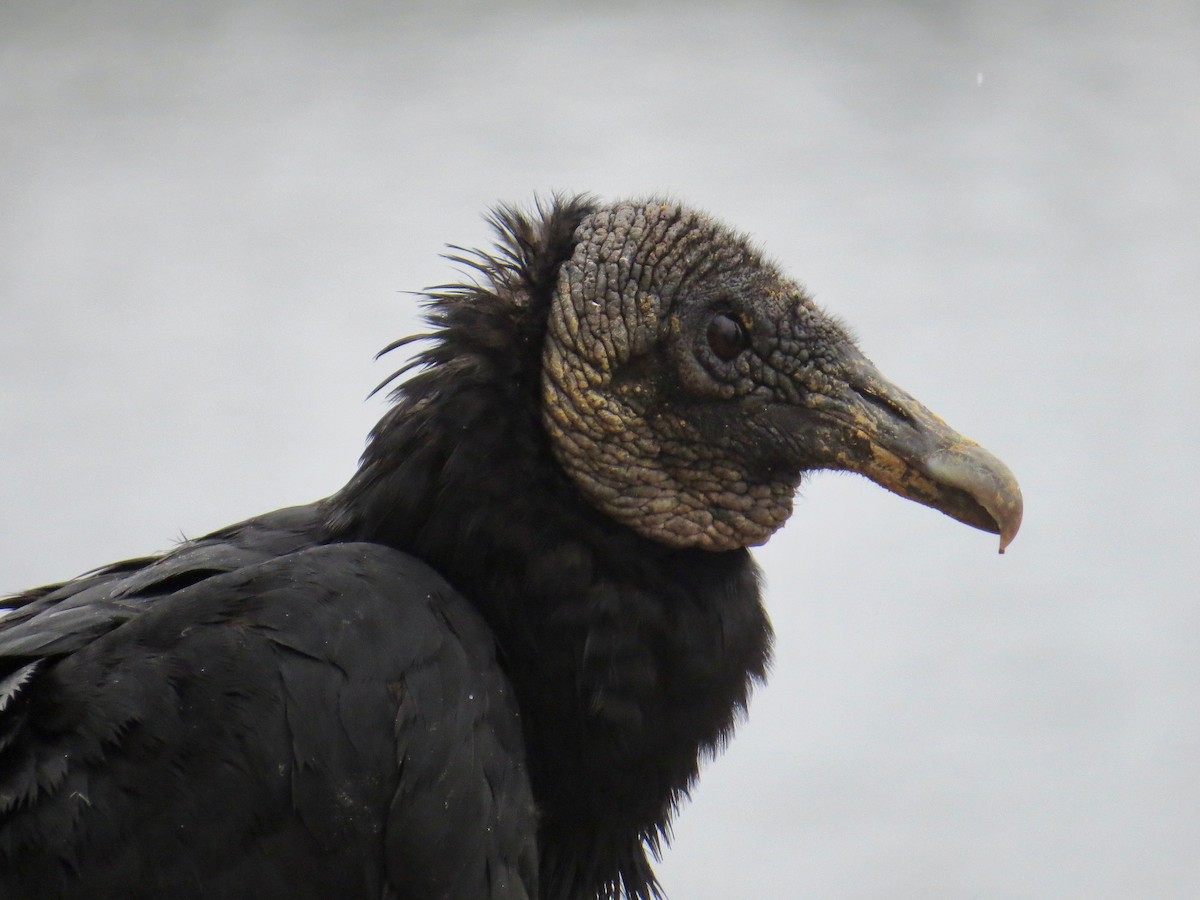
[2,2,1197,897]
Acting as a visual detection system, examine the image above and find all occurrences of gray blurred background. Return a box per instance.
[2,1,1197,897]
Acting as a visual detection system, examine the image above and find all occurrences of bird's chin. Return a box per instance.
[615,475,799,552]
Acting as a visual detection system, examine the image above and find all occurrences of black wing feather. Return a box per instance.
[0,534,535,899]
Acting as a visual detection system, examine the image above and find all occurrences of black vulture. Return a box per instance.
[0,196,1022,899]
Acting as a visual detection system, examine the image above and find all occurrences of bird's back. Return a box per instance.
[0,505,536,899]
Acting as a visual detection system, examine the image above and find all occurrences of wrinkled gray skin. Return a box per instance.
[543,199,1022,553]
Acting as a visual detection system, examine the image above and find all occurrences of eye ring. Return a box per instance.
[706,313,750,361]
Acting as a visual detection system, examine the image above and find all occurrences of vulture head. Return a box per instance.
[539,199,1022,554]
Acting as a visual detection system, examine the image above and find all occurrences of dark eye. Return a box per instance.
[706,313,750,361]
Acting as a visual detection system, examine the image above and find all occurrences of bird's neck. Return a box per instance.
[325,359,772,899]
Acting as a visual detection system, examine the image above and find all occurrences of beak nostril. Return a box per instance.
[851,384,915,425]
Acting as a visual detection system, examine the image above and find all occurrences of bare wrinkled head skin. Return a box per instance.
[541,199,1023,553]
[543,201,804,549]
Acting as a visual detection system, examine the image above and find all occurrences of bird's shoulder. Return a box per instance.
[0,504,326,655]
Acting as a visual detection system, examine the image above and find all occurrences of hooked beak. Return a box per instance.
[800,349,1023,553]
